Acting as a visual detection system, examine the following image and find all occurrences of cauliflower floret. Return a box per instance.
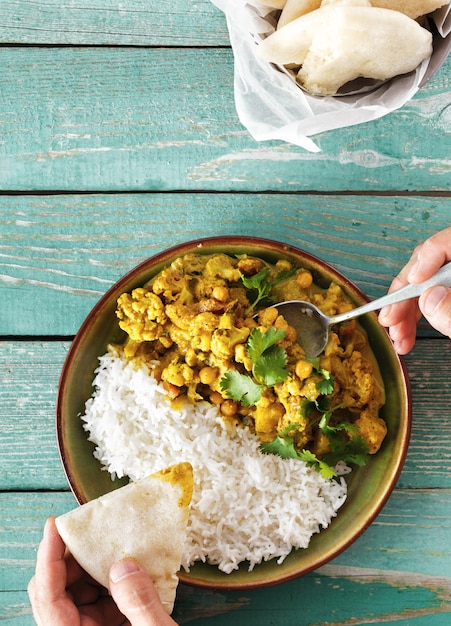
[277,396,310,447]
[236,256,265,276]
[187,312,220,354]
[165,303,196,331]
[355,408,387,454]
[204,253,241,282]
[210,326,251,361]
[151,267,190,303]
[234,343,253,372]
[253,394,285,440]
[329,350,374,408]
[116,289,167,342]
[161,361,195,388]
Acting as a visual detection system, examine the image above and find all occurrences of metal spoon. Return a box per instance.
[268,262,451,358]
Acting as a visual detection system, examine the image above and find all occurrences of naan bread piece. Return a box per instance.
[258,4,433,95]
[278,0,321,29]
[276,0,447,26]
[55,462,193,615]
[370,0,449,20]
[258,0,288,8]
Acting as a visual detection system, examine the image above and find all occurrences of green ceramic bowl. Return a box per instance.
[57,236,411,590]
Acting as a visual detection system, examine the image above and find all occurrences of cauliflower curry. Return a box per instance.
[115,252,386,476]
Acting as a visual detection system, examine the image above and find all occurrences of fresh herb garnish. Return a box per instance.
[316,368,335,395]
[260,366,370,479]
[242,266,296,315]
[260,428,337,480]
[220,327,289,406]
[219,370,262,407]
[242,267,274,314]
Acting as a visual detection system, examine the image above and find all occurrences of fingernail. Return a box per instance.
[110,558,141,583]
[378,305,391,322]
[423,286,448,316]
[407,259,421,282]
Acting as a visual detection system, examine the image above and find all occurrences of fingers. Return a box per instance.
[379,227,451,353]
[31,518,67,602]
[378,272,422,354]
[419,286,451,339]
[407,228,451,283]
[383,317,418,355]
[28,517,76,626]
[109,559,178,626]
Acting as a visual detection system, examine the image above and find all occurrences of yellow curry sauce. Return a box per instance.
[115,252,387,470]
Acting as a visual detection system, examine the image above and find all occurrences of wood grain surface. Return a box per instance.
[2,193,451,335]
[1,0,451,624]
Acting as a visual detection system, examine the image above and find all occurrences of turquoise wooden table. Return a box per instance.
[1,1,451,624]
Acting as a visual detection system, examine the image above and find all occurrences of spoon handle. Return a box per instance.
[331,262,451,324]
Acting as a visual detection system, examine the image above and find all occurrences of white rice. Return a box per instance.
[81,349,348,574]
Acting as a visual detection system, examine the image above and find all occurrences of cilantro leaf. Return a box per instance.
[242,267,274,313]
[297,449,338,480]
[278,421,302,437]
[247,327,286,363]
[307,357,321,370]
[316,369,335,395]
[299,398,316,420]
[318,402,346,433]
[242,266,296,314]
[260,436,299,460]
[241,266,271,292]
[253,344,288,386]
[324,435,370,468]
[260,438,337,480]
[219,327,289,408]
[220,371,263,406]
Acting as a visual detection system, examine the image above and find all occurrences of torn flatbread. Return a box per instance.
[55,462,193,614]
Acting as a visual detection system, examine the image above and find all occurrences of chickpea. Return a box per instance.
[220,399,239,417]
[209,391,223,405]
[296,270,313,289]
[295,359,313,380]
[275,260,292,272]
[199,366,218,386]
[258,307,278,326]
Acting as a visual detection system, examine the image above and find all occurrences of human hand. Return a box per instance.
[28,517,179,626]
[378,227,451,354]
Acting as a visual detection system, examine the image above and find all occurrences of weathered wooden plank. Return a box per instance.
[0,342,69,491]
[0,47,449,191]
[2,193,451,336]
[400,338,451,490]
[0,0,228,46]
[1,338,450,492]
[1,490,450,625]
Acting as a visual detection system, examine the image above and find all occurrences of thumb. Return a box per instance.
[109,559,178,626]
[419,286,451,339]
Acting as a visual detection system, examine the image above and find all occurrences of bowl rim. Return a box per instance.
[56,235,412,589]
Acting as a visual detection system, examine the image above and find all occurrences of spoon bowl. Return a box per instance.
[272,262,451,357]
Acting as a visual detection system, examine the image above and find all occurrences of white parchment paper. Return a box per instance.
[212,0,451,152]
